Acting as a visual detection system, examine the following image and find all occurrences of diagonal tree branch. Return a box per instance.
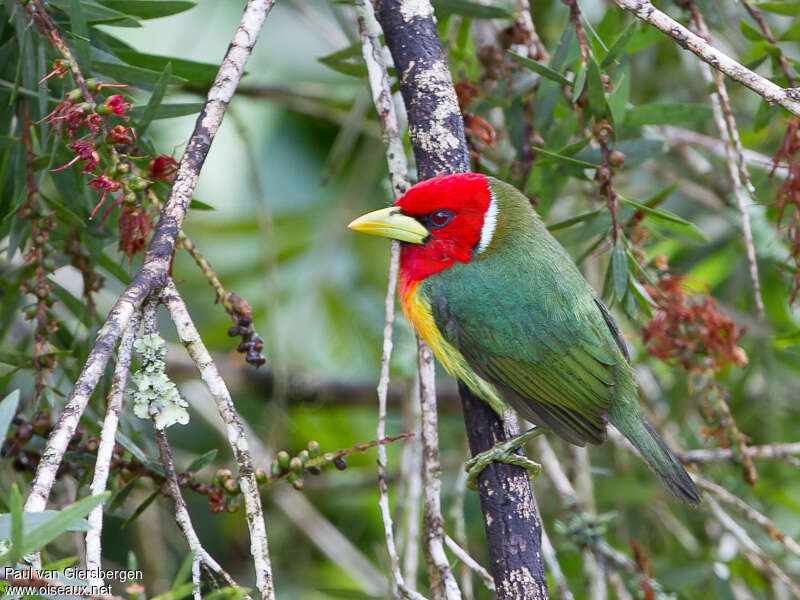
[85,310,142,587]
[23,0,276,518]
[611,0,800,117]
[160,279,275,600]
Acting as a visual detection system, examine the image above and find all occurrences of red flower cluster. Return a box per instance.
[642,274,748,372]
[119,206,152,258]
[104,94,132,118]
[772,117,800,303]
[88,175,122,220]
[148,154,178,182]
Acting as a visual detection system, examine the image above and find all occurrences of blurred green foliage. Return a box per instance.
[1,0,800,598]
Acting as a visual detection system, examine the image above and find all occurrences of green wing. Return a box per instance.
[424,188,631,445]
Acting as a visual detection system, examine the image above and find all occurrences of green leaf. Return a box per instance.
[113,429,149,464]
[7,485,23,565]
[779,21,800,41]
[432,0,513,18]
[740,20,766,41]
[186,449,218,473]
[607,58,630,126]
[586,58,607,118]
[571,65,587,104]
[49,280,91,328]
[533,147,600,169]
[630,278,655,318]
[752,1,800,15]
[172,552,194,588]
[600,26,635,69]
[121,490,158,529]
[113,50,219,83]
[91,61,186,86]
[507,51,572,86]
[0,511,92,539]
[98,251,133,284]
[318,44,366,78]
[9,493,109,562]
[136,63,171,137]
[189,198,214,211]
[47,0,141,27]
[548,209,603,231]
[0,389,20,443]
[619,196,709,241]
[612,241,628,301]
[624,103,713,127]
[70,0,91,71]
[107,478,139,512]
[130,102,202,121]
[97,1,196,19]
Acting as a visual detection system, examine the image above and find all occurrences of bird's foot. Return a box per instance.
[465,427,545,491]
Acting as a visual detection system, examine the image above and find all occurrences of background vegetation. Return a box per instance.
[1,0,800,598]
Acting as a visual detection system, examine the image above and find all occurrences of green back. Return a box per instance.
[422,178,634,445]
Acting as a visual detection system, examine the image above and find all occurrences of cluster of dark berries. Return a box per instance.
[226,293,266,367]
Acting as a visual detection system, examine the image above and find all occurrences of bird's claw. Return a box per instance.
[464,427,545,491]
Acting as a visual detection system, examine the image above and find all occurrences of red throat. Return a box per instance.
[396,173,492,300]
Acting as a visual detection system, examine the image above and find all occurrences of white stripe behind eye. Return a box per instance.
[476,190,498,255]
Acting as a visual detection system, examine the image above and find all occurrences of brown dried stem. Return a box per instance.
[687,2,765,319]
[695,474,800,558]
[23,0,276,524]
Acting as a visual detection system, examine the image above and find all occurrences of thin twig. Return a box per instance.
[572,447,605,600]
[418,339,462,600]
[657,126,789,178]
[21,0,94,103]
[154,427,242,599]
[679,441,800,463]
[23,0,276,520]
[448,456,472,600]
[611,0,800,116]
[541,524,575,600]
[706,496,800,598]
[355,2,425,599]
[443,535,495,592]
[185,380,388,596]
[606,570,633,600]
[687,2,764,320]
[535,436,664,594]
[161,279,275,600]
[695,474,800,558]
[400,381,423,592]
[85,310,142,586]
[742,1,795,87]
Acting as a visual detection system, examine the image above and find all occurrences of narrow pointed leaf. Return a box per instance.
[612,242,628,301]
[0,389,20,443]
[98,1,196,19]
[136,63,171,136]
[624,103,713,126]
[186,449,218,473]
[15,493,109,560]
[508,51,572,86]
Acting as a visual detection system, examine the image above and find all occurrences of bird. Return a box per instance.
[348,172,701,505]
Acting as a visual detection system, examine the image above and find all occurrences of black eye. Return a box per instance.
[427,210,454,229]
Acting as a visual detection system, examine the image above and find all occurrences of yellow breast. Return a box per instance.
[400,281,504,413]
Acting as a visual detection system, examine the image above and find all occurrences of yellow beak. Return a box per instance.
[347,206,428,244]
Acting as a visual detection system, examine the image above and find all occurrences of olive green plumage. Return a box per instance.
[421,178,701,505]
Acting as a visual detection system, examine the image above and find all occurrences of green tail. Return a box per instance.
[609,398,702,506]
